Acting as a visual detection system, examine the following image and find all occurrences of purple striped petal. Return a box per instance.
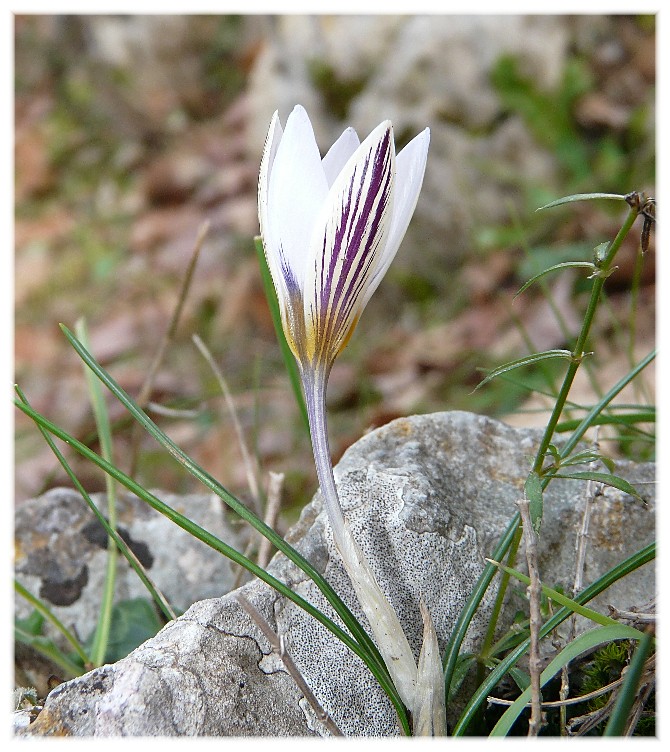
[363,127,430,309]
[304,120,395,365]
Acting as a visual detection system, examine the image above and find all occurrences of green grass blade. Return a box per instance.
[254,236,310,434]
[56,325,392,686]
[603,628,654,736]
[485,559,645,631]
[14,624,86,678]
[16,386,176,622]
[15,390,409,732]
[555,410,655,433]
[451,542,654,735]
[74,318,118,667]
[490,625,646,736]
[14,580,90,666]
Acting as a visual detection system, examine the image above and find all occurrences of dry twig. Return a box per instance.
[257,471,284,569]
[236,593,343,736]
[517,497,544,736]
[128,220,210,475]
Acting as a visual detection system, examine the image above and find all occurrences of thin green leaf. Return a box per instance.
[75,318,118,667]
[490,625,645,736]
[254,236,310,434]
[53,327,390,680]
[14,581,90,665]
[485,559,641,631]
[604,628,654,736]
[15,385,410,733]
[14,625,85,678]
[524,471,543,535]
[537,193,627,211]
[16,385,176,622]
[555,410,655,433]
[451,542,654,735]
[514,262,597,298]
[556,450,616,472]
[552,471,643,500]
[475,350,573,391]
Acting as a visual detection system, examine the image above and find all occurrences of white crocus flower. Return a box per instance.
[258,105,434,722]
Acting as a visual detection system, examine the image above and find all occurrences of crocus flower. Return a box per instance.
[258,104,429,372]
[258,105,433,719]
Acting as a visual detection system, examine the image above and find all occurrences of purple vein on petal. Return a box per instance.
[308,125,394,365]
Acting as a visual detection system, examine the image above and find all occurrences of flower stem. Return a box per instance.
[301,365,418,711]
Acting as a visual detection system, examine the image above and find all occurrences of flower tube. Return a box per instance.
[258,105,430,712]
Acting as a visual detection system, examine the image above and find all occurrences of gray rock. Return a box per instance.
[15,488,250,659]
[19,412,655,736]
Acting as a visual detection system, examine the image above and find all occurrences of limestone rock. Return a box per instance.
[18,412,655,736]
[15,487,250,691]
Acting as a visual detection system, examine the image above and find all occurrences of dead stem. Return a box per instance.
[192,332,262,515]
[257,471,284,569]
[128,220,210,475]
[236,593,343,736]
[517,497,543,736]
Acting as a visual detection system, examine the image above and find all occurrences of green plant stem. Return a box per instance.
[16,386,176,622]
[15,581,90,666]
[478,523,523,661]
[75,318,117,667]
[469,206,643,695]
[531,204,639,478]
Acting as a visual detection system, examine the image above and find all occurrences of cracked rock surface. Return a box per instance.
[18,411,655,736]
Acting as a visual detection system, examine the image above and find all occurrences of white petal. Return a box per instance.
[304,120,395,364]
[268,105,329,291]
[258,111,284,293]
[321,127,360,187]
[362,127,430,308]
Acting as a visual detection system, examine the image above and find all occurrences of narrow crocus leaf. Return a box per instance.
[413,600,447,736]
[490,625,645,736]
